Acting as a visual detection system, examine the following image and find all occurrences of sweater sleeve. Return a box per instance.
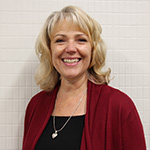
[121,101,146,150]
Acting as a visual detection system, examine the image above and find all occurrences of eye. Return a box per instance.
[78,38,87,42]
[55,39,65,43]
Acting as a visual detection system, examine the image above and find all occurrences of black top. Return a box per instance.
[35,115,85,150]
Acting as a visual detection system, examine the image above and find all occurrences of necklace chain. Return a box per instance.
[52,88,87,139]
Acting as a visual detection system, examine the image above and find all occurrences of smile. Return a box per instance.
[62,58,81,63]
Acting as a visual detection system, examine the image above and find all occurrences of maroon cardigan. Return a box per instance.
[23,80,146,150]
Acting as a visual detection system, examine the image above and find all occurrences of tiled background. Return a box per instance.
[0,0,150,149]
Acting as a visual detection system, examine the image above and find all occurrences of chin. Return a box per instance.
[63,72,87,81]
[65,75,79,79]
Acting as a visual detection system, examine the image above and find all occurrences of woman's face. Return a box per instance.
[50,20,92,81]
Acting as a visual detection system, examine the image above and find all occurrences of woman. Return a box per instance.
[23,6,146,150]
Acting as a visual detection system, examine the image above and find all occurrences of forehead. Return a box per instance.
[51,20,85,37]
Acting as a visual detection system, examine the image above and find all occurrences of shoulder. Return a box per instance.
[24,89,56,130]
[102,85,139,120]
[26,87,58,112]
[103,85,135,108]
[25,83,59,117]
[26,91,48,111]
[89,81,136,111]
[91,82,140,122]
[25,91,49,120]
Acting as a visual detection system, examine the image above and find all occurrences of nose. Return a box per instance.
[65,41,77,54]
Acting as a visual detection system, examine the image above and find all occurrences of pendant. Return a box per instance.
[52,131,58,139]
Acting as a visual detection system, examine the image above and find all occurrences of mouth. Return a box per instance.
[62,58,81,63]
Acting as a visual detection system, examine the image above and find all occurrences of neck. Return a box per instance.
[58,74,88,97]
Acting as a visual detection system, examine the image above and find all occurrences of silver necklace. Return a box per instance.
[52,88,87,139]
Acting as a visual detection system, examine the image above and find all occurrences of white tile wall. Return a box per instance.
[0,0,150,149]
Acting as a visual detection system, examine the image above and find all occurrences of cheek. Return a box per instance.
[87,53,92,66]
[51,45,58,63]
[86,46,92,60]
[86,48,92,65]
[51,49,57,67]
[51,51,62,72]
[52,53,58,66]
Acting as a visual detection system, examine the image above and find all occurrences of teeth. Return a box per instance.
[63,59,80,63]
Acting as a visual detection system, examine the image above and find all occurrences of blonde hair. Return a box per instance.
[35,5,111,91]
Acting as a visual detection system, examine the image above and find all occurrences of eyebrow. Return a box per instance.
[54,33,87,38]
[54,34,66,38]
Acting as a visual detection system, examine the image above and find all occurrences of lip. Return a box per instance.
[61,57,81,66]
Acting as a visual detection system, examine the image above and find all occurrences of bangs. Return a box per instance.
[47,10,92,42]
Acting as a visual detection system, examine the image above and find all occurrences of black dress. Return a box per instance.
[35,115,85,150]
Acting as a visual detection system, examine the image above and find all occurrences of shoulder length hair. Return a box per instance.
[35,5,111,91]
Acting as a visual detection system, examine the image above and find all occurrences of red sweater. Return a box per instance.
[23,80,146,150]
